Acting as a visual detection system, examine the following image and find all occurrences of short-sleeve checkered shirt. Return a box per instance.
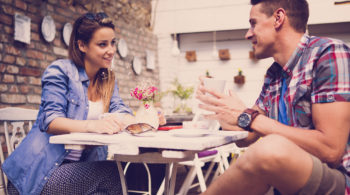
[256,34,350,193]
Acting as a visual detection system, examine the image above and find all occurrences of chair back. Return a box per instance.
[0,107,38,194]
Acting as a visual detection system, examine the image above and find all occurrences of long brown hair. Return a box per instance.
[68,12,116,112]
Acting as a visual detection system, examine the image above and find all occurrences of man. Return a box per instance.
[197,0,350,194]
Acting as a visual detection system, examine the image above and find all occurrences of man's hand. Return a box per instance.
[196,83,247,129]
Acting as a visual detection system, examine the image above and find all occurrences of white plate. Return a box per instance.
[62,22,72,46]
[41,15,56,42]
[132,56,142,75]
[171,129,211,138]
[117,38,128,58]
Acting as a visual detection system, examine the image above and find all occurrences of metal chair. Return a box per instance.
[123,162,152,195]
[0,107,38,195]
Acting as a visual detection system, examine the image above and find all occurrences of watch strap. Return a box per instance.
[243,108,259,131]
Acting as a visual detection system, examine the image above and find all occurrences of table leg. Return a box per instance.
[162,163,178,195]
[169,162,178,194]
[164,163,171,194]
[116,161,128,195]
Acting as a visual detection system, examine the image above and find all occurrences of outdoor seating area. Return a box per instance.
[0,0,350,195]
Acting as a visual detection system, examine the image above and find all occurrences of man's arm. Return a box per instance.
[235,105,265,147]
[251,101,350,166]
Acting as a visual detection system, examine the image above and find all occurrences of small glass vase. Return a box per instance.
[135,102,159,129]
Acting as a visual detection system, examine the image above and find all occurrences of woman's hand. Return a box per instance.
[87,113,137,134]
[86,116,123,134]
[157,107,167,126]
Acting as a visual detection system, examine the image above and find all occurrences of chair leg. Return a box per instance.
[203,160,216,181]
[177,166,197,195]
[194,161,207,192]
[142,163,152,195]
[116,161,128,195]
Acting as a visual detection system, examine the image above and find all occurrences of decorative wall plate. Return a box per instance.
[146,50,155,70]
[41,15,56,42]
[117,38,128,58]
[62,22,73,46]
[132,57,142,75]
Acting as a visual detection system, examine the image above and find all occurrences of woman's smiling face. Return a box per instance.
[79,27,116,71]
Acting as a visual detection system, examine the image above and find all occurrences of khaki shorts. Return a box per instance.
[297,155,346,195]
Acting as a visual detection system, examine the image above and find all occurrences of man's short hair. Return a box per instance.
[251,0,309,33]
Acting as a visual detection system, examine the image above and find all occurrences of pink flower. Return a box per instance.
[130,85,158,109]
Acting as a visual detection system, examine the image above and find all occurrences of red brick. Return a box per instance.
[35,43,49,53]
[26,50,45,60]
[28,42,35,49]
[19,67,41,77]
[27,59,39,67]
[0,84,8,92]
[2,5,14,15]
[28,4,39,14]
[33,86,42,94]
[2,74,15,83]
[0,64,5,73]
[27,95,41,104]
[46,54,56,62]
[5,45,21,55]
[1,0,12,4]
[47,4,54,12]
[27,13,40,23]
[6,65,19,74]
[15,0,27,10]
[31,23,39,33]
[0,14,12,26]
[40,61,50,69]
[29,76,41,85]
[48,0,58,4]
[53,39,62,47]
[16,57,26,66]
[9,85,19,93]
[3,55,15,64]
[0,94,26,104]
[16,75,29,83]
[53,13,67,24]
[56,7,72,17]
[4,25,13,34]
[19,85,30,93]
[31,32,40,41]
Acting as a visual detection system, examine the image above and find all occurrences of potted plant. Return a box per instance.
[168,79,194,115]
[234,68,245,85]
[205,70,213,78]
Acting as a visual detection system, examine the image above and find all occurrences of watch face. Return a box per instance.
[238,113,251,128]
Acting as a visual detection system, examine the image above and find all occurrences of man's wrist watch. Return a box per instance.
[237,108,260,132]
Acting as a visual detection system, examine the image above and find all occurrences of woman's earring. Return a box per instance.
[100,70,108,80]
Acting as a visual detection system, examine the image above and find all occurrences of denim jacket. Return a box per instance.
[2,59,132,195]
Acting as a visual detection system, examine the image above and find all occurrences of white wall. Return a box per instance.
[153,0,350,114]
[153,0,350,34]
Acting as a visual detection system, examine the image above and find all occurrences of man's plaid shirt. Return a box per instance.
[255,34,350,192]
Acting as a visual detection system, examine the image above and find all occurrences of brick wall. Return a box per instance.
[0,0,159,111]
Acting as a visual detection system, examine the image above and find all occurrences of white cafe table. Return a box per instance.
[49,129,248,195]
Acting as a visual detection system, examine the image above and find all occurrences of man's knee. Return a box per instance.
[235,134,296,174]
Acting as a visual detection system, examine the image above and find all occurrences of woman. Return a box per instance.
[3,12,132,194]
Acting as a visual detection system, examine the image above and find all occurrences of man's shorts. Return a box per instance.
[297,155,346,195]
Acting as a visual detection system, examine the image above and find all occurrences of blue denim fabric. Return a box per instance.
[2,59,132,195]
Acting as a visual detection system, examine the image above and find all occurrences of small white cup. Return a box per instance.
[200,78,226,115]
[203,78,226,94]
[182,121,210,130]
